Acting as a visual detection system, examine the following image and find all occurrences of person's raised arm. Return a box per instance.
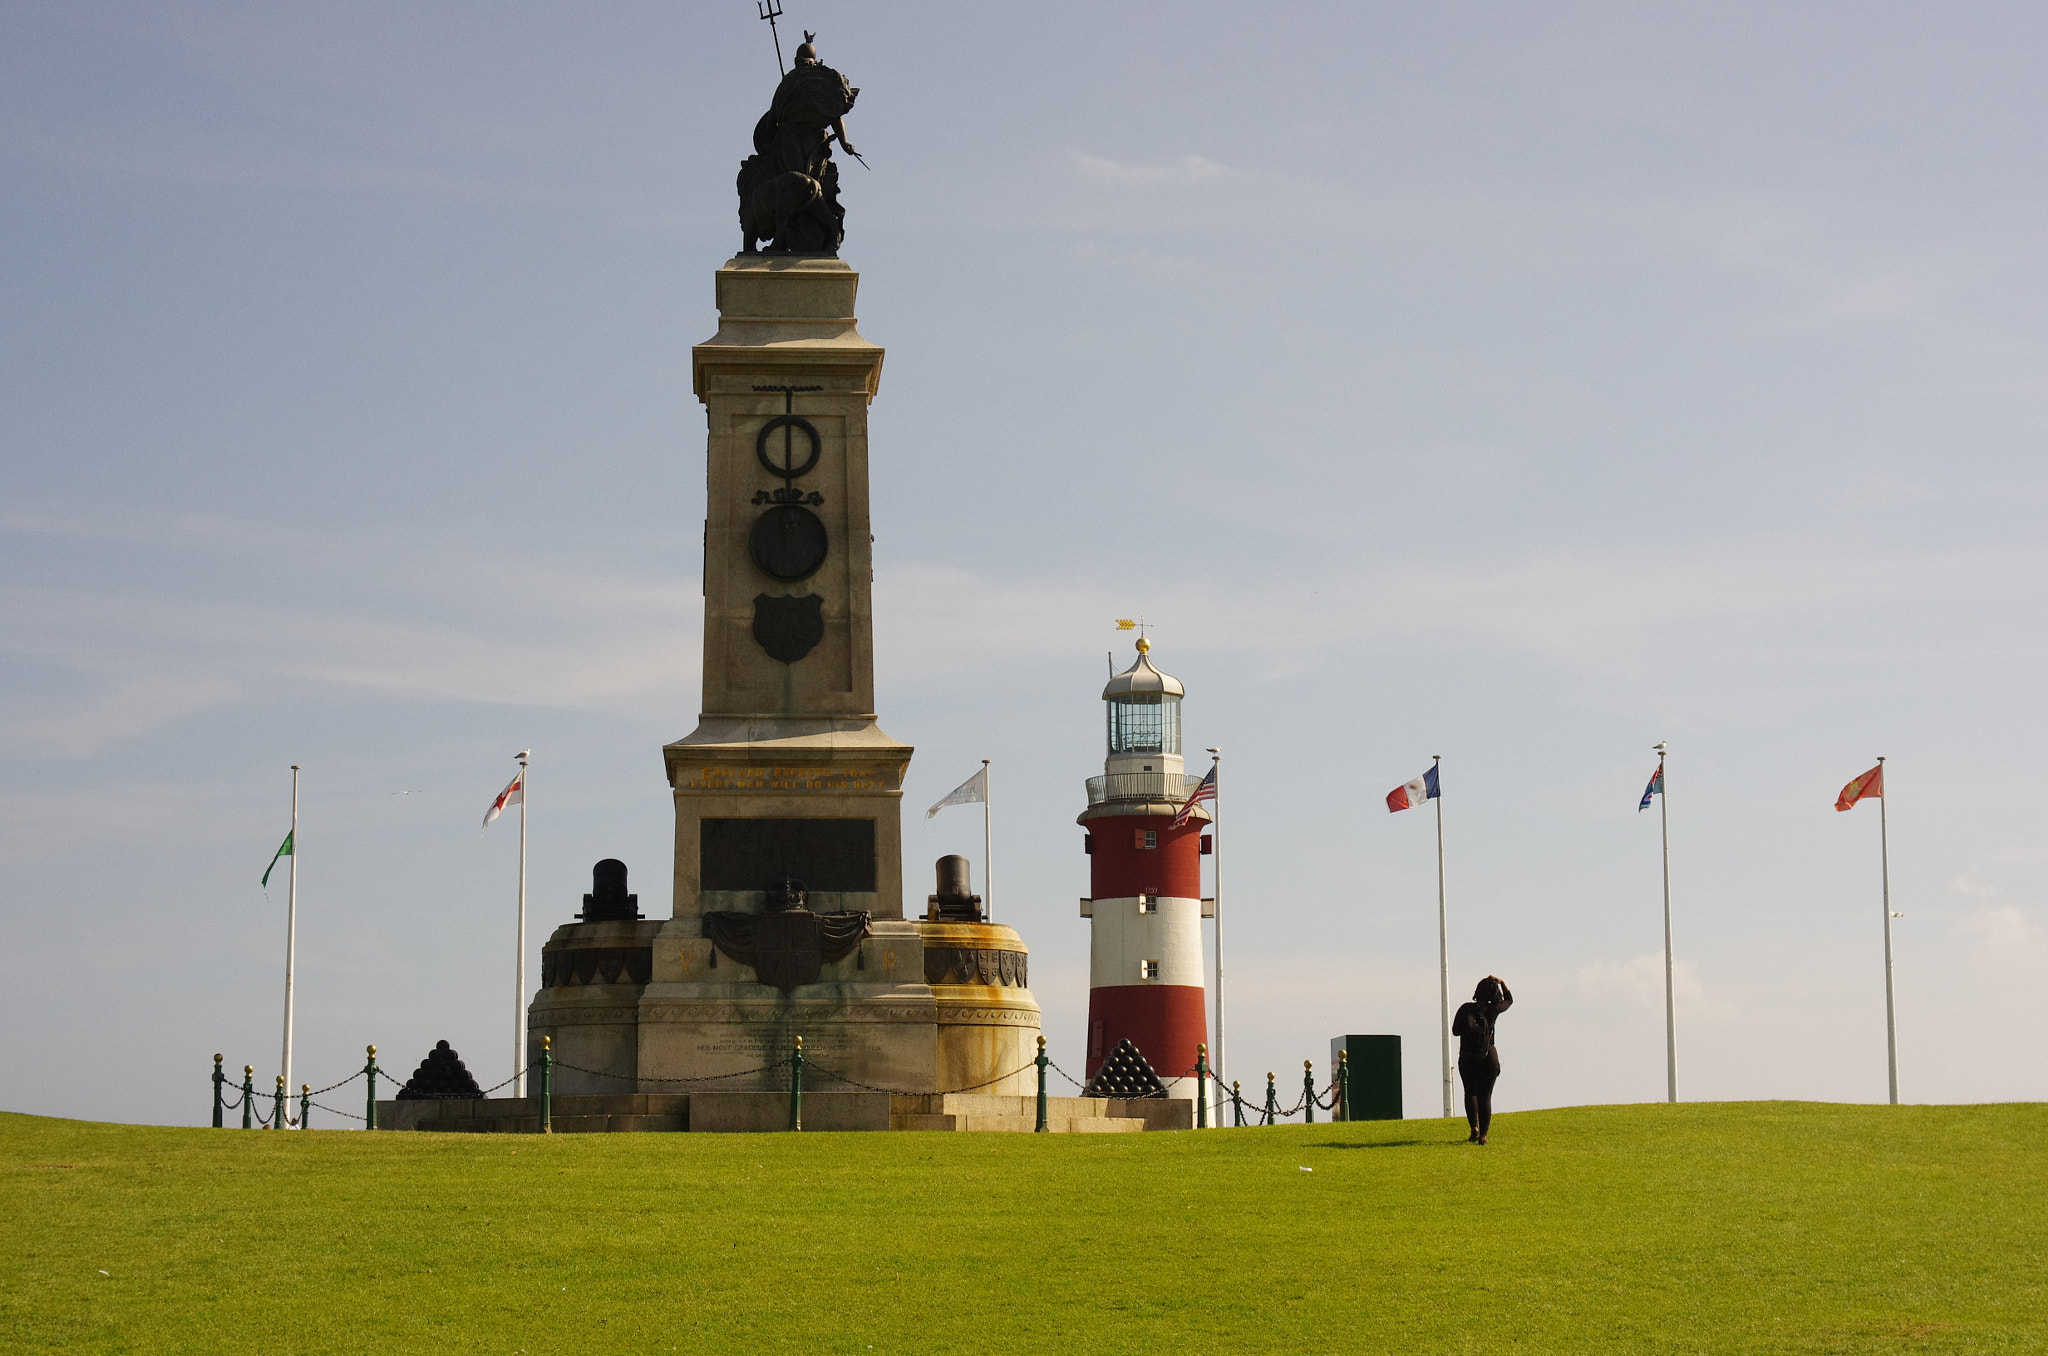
[1494,979,1513,1013]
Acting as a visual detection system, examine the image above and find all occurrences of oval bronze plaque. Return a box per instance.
[749,504,829,581]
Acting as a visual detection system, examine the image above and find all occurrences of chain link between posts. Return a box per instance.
[210,1048,1351,1128]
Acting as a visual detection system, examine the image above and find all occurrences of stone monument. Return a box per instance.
[526,49,1042,1113]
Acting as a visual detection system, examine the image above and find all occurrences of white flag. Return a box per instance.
[482,769,524,829]
[926,766,988,819]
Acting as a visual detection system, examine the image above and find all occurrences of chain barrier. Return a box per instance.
[211,1047,1353,1129]
[549,1056,793,1085]
[1047,1060,1090,1091]
[386,1061,537,1101]
[802,1057,1039,1098]
[303,1069,364,1098]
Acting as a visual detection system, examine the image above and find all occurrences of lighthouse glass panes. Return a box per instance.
[1107,693,1181,755]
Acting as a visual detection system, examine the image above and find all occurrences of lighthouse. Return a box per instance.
[1079,639,1211,1098]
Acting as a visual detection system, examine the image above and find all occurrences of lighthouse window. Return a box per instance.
[1106,693,1181,755]
[1141,960,1160,980]
[1133,829,1157,850]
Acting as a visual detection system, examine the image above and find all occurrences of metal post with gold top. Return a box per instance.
[240,1066,254,1129]
[1034,1036,1049,1132]
[363,1045,379,1130]
[212,1054,225,1128]
[788,1035,804,1132]
[538,1036,553,1134]
[1302,1060,1316,1124]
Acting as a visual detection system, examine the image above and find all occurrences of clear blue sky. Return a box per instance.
[5,1,2045,1124]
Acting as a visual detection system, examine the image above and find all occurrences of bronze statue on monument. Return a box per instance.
[737,32,861,256]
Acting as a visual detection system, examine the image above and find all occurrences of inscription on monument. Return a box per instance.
[701,818,877,892]
[686,765,893,792]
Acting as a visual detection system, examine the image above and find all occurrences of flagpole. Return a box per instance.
[1206,748,1224,1093]
[1434,754,1451,1120]
[515,751,529,1098]
[280,764,300,1127]
[1656,743,1676,1104]
[1878,755,1897,1106]
[981,760,993,924]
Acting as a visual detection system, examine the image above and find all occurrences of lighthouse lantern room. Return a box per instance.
[1079,639,1210,1097]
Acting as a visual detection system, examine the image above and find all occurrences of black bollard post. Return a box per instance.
[300,1084,311,1131]
[212,1054,225,1129]
[240,1066,255,1130]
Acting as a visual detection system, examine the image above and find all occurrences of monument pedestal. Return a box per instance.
[529,257,1041,1104]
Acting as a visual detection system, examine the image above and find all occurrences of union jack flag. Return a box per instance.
[1170,766,1217,829]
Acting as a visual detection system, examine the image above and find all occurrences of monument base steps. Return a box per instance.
[374,1092,1196,1133]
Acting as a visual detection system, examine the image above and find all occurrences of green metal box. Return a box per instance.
[1331,1034,1402,1121]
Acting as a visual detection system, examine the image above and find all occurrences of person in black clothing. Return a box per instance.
[1452,975,1513,1143]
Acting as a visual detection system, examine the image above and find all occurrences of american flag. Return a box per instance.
[1170,765,1217,829]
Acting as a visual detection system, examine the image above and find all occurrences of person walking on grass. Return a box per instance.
[1453,975,1513,1144]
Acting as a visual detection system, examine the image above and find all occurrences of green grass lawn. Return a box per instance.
[2,1102,2041,1354]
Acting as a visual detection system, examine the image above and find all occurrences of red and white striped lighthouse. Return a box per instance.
[1079,639,1210,1096]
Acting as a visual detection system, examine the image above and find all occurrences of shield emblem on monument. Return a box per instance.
[751,909,825,990]
[753,593,825,663]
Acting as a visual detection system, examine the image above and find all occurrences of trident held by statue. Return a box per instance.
[758,0,786,74]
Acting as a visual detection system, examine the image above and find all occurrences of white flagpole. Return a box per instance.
[1435,754,1451,1120]
[981,760,993,924]
[1657,743,1676,1104]
[280,764,300,1126]
[515,751,530,1098]
[1207,749,1224,1092]
[1878,755,1897,1106]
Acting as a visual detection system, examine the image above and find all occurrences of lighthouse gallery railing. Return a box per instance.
[1083,771,1205,807]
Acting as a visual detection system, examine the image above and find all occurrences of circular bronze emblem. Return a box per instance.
[756,415,821,479]
[749,505,829,581]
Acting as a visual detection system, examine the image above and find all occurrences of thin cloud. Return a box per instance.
[1068,151,1229,187]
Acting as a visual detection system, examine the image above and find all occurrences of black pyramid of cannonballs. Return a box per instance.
[1082,1038,1168,1099]
[395,1040,485,1100]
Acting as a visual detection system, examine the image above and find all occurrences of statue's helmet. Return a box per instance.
[794,41,818,63]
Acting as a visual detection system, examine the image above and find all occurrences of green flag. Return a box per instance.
[262,830,293,888]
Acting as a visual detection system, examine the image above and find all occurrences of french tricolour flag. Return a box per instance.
[1386,764,1440,813]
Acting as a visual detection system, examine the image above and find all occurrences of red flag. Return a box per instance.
[1835,764,1883,812]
